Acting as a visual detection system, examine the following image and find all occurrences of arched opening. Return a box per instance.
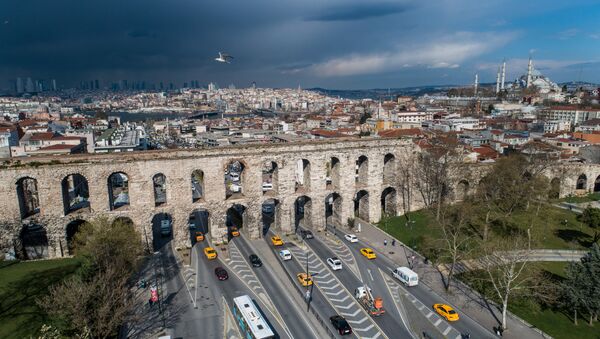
[456,180,469,201]
[383,154,396,185]
[354,190,370,221]
[327,157,340,189]
[151,213,173,251]
[108,172,129,210]
[189,208,209,244]
[325,192,342,227]
[16,177,40,219]
[295,159,311,193]
[356,155,369,186]
[381,187,397,216]
[191,170,205,203]
[549,178,561,199]
[153,173,167,207]
[225,161,245,199]
[62,174,90,215]
[294,196,312,231]
[66,219,88,255]
[262,161,279,196]
[20,223,48,259]
[262,199,280,236]
[226,204,246,239]
[594,176,600,193]
[576,174,587,190]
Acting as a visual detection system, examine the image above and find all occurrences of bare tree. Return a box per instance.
[479,229,534,330]
[396,149,416,221]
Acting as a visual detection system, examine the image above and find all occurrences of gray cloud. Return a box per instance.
[305,2,412,22]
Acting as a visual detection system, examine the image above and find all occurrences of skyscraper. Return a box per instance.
[16,77,24,94]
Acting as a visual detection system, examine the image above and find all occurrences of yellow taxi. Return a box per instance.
[271,235,284,246]
[296,273,313,286]
[230,227,240,237]
[360,247,376,259]
[204,247,217,260]
[433,303,459,321]
[195,231,204,242]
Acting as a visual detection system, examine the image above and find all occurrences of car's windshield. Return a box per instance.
[448,310,456,314]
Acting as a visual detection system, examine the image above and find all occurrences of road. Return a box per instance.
[330,227,495,339]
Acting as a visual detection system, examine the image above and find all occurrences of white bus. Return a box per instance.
[232,295,275,339]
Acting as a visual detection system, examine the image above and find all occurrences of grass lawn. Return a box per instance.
[377,210,440,253]
[0,258,80,339]
[562,192,600,204]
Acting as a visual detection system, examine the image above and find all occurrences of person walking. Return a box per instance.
[384,239,388,246]
[392,239,396,246]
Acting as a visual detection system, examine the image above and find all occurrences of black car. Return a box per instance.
[330,315,352,335]
[249,254,262,267]
[301,230,314,239]
[215,267,229,281]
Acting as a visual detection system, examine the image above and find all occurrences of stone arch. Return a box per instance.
[191,169,205,203]
[65,219,89,255]
[325,192,343,227]
[152,173,167,206]
[151,212,173,251]
[549,178,561,199]
[576,174,587,190]
[262,198,280,236]
[295,159,311,193]
[16,177,40,219]
[226,203,247,238]
[455,180,470,201]
[381,187,397,216]
[107,172,130,211]
[61,173,90,215]
[327,157,341,189]
[354,190,370,221]
[262,161,279,196]
[225,160,246,199]
[594,175,600,193]
[383,153,396,185]
[19,223,48,259]
[294,196,312,231]
[356,155,369,186]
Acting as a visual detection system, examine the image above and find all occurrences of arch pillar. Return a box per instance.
[279,198,293,234]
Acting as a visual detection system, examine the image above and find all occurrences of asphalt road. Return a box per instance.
[331,228,495,339]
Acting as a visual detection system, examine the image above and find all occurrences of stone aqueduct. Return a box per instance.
[1,137,600,259]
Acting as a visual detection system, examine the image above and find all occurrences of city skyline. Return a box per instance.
[1,0,600,90]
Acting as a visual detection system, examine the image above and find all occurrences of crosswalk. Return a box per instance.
[319,234,361,278]
[382,274,462,339]
[288,245,384,339]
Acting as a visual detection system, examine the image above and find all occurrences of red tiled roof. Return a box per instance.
[29,132,55,141]
[37,144,78,150]
[310,129,345,138]
[378,128,422,138]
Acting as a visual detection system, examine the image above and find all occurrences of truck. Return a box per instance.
[392,266,419,286]
[355,285,385,316]
[160,220,171,237]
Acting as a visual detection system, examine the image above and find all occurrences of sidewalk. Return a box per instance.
[354,220,552,339]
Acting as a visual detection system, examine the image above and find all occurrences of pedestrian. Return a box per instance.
[384,239,388,246]
[148,298,154,308]
[392,239,396,246]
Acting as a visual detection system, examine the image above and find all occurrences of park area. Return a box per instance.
[0,258,80,338]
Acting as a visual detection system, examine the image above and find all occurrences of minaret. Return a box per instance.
[474,73,479,96]
[526,57,533,88]
[500,60,506,90]
[495,67,501,94]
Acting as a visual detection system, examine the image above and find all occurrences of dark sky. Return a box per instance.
[1,0,599,89]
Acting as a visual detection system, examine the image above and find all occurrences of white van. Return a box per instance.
[392,267,418,286]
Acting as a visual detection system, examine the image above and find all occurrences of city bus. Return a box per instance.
[232,295,275,339]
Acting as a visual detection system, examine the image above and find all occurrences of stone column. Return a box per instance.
[278,197,293,234]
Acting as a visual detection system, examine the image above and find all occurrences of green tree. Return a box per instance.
[579,207,600,244]
[359,112,371,124]
[561,244,600,325]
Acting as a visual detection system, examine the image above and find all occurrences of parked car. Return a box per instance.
[249,254,262,267]
[204,247,217,260]
[327,257,343,271]
[271,235,284,246]
[360,248,376,259]
[262,203,274,214]
[262,182,273,191]
[433,303,459,321]
[344,234,358,243]
[230,183,242,193]
[330,315,352,336]
[279,249,292,261]
[297,273,313,286]
[214,267,229,281]
[300,230,314,239]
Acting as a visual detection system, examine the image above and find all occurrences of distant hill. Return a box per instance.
[309,85,467,100]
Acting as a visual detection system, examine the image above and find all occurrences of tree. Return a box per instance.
[579,207,600,244]
[560,244,600,325]
[39,218,144,338]
[359,112,371,124]
[479,229,534,330]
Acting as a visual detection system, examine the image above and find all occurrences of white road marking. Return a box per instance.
[368,268,374,281]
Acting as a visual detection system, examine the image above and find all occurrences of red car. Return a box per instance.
[215,267,229,281]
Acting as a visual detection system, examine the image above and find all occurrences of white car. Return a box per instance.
[344,234,358,243]
[327,257,342,271]
[230,183,242,193]
[279,249,292,261]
